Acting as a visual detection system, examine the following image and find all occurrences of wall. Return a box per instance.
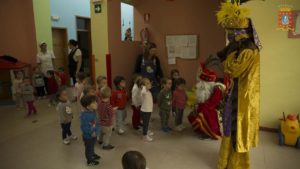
[0,0,37,65]
[51,0,91,40]
[134,0,225,88]
[244,0,300,128]
[33,0,53,50]
[121,2,134,41]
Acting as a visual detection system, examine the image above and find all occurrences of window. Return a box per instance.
[121,2,134,41]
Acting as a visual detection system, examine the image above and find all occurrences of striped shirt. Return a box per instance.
[98,100,113,126]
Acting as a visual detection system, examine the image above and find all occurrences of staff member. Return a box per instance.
[68,39,82,85]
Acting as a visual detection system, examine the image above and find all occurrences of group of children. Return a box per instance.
[12,66,67,117]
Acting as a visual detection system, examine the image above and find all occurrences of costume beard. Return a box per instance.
[196,80,216,104]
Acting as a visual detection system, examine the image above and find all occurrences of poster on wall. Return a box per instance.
[166,35,198,64]
[288,10,300,38]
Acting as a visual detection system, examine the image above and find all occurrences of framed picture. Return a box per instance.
[288,10,300,38]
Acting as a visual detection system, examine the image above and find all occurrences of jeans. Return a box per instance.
[116,109,125,130]
[141,111,151,136]
[61,122,72,140]
[131,106,141,128]
[99,126,113,146]
[83,137,96,163]
[36,86,46,97]
[174,108,184,126]
[26,101,37,115]
[160,110,170,129]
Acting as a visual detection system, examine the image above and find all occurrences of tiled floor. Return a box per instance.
[0,97,299,169]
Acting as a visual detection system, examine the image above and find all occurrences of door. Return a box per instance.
[76,16,92,77]
[51,28,69,84]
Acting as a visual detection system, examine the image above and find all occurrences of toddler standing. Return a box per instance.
[32,66,46,99]
[158,78,173,133]
[172,78,187,131]
[22,77,37,117]
[13,71,24,110]
[47,70,59,106]
[96,76,108,97]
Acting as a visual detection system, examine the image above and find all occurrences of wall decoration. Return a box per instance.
[277,6,294,31]
[288,10,300,38]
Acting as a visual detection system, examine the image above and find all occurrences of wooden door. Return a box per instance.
[52,28,68,72]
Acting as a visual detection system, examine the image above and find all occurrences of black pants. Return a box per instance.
[44,77,48,94]
[141,111,151,136]
[36,86,46,97]
[83,137,96,162]
[61,123,72,140]
[174,108,184,126]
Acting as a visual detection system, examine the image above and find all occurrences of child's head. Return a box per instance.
[16,71,24,79]
[76,72,86,83]
[122,151,146,169]
[83,85,96,96]
[133,74,142,85]
[83,77,93,87]
[171,69,180,80]
[161,78,172,90]
[80,95,98,111]
[23,77,31,85]
[114,76,126,89]
[47,70,55,77]
[100,86,112,99]
[96,76,107,89]
[56,87,68,102]
[176,78,186,90]
[142,78,152,90]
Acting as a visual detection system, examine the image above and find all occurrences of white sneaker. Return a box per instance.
[175,126,183,132]
[143,135,153,142]
[70,135,77,140]
[118,129,125,135]
[63,139,70,145]
[147,130,154,136]
[180,125,186,130]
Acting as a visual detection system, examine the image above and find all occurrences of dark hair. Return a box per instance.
[170,69,179,78]
[96,76,107,85]
[76,72,86,82]
[69,39,78,46]
[113,76,125,88]
[122,151,146,169]
[161,77,171,85]
[56,87,67,101]
[47,70,55,76]
[176,78,186,86]
[83,85,96,96]
[80,95,97,108]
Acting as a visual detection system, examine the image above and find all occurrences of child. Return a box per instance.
[22,77,37,117]
[32,66,46,99]
[170,69,180,92]
[131,74,143,130]
[172,78,187,131]
[122,151,147,169]
[112,76,128,135]
[13,71,24,110]
[140,78,154,142]
[80,95,101,166]
[57,67,67,87]
[83,85,97,97]
[98,86,115,150]
[47,70,59,107]
[74,72,86,103]
[96,76,108,96]
[56,87,77,145]
[157,78,172,133]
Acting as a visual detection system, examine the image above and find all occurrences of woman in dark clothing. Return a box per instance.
[68,39,82,85]
[134,42,163,101]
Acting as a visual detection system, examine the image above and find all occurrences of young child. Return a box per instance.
[22,77,37,117]
[172,78,187,132]
[96,76,108,96]
[83,85,97,97]
[47,70,59,107]
[170,69,180,92]
[131,74,143,130]
[112,76,128,135]
[13,71,24,110]
[98,86,115,150]
[140,78,154,142]
[32,66,46,99]
[80,95,101,166]
[157,78,173,133]
[57,67,67,87]
[74,72,86,103]
[56,87,77,145]
[122,151,147,169]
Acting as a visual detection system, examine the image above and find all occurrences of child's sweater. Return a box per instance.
[157,89,172,112]
[131,84,142,107]
[80,110,100,139]
[21,85,34,102]
[98,100,113,127]
[32,73,45,87]
[47,76,58,95]
[172,88,187,110]
[56,101,73,124]
[112,89,128,109]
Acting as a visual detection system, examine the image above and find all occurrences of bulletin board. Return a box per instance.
[166,34,198,64]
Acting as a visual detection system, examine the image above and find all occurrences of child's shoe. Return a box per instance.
[87,160,99,166]
[147,130,154,136]
[118,129,125,135]
[143,135,153,142]
[70,135,77,140]
[166,127,173,132]
[175,126,183,132]
[93,154,101,160]
[63,139,70,145]
[102,144,115,150]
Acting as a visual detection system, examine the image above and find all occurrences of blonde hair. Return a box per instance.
[101,86,112,98]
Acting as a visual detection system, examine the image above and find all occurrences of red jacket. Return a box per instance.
[47,76,58,95]
[172,88,187,110]
[58,72,67,86]
[111,89,128,109]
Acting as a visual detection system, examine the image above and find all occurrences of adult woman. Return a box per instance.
[134,42,163,101]
[68,39,82,84]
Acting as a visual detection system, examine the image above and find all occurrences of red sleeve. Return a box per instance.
[111,91,117,107]
[205,87,223,108]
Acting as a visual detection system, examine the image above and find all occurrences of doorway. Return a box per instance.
[76,16,92,76]
[51,28,69,83]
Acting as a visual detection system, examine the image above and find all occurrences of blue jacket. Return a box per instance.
[80,110,100,139]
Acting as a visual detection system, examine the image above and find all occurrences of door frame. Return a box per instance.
[51,27,70,85]
[75,16,94,81]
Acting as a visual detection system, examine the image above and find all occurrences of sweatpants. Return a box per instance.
[116,109,125,131]
[36,86,46,97]
[131,106,141,129]
[61,122,72,140]
[99,126,113,146]
[174,108,184,126]
[83,137,96,163]
[160,110,170,129]
[141,111,151,136]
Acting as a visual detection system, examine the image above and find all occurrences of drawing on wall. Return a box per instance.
[288,10,300,38]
